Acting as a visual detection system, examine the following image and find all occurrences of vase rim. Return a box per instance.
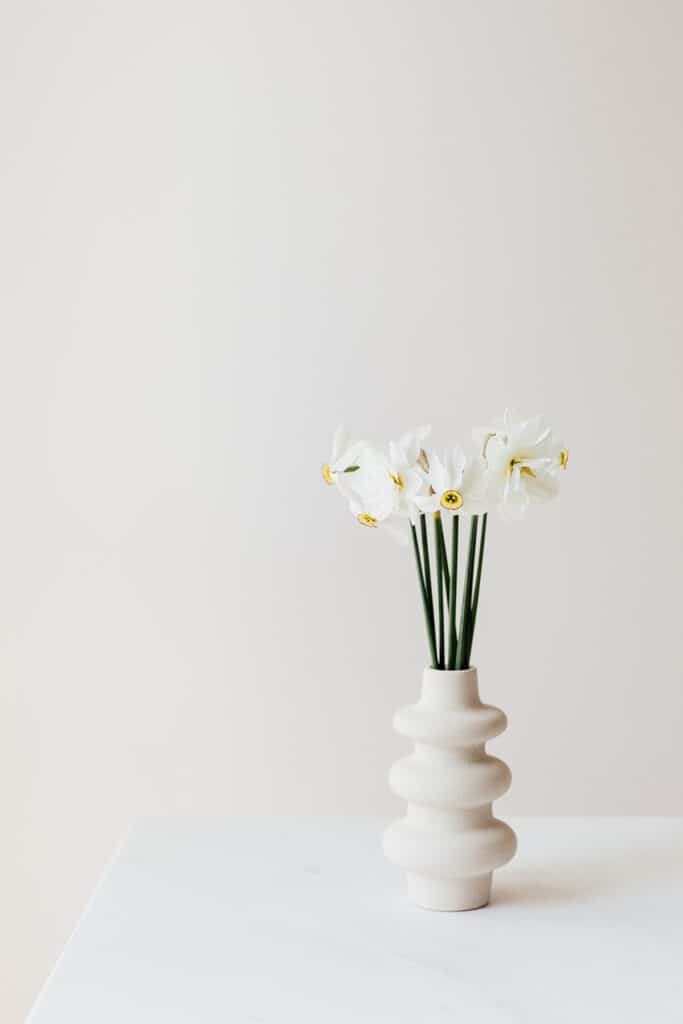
[423,665,478,676]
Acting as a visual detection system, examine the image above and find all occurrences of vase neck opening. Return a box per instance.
[420,667,480,709]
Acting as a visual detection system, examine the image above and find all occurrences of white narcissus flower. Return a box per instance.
[340,429,432,543]
[348,491,394,527]
[390,425,431,468]
[346,456,410,546]
[321,425,366,492]
[387,426,431,523]
[325,427,432,544]
[415,447,488,516]
[344,443,394,518]
[477,410,568,520]
[322,435,396,527]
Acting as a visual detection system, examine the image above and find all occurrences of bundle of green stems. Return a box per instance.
[409,512,488,671]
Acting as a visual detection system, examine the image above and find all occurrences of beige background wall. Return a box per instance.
[2,1,682,1019]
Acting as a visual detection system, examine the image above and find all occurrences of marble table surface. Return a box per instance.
[28,817,683,1023]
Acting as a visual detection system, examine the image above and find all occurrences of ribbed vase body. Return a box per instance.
[383,667,516,911]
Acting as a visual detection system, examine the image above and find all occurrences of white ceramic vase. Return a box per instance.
[383,667,516,911]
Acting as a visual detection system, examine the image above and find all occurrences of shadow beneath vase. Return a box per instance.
[492,835,683,908]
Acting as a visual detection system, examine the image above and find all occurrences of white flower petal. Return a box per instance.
[428,452,447,495]
[446,445,467,485]
[525,470,561,503]
[388,441,403,467]
[499,474,530,519]
[508,414,547,451]
[335,472,356,501]
[415,493,440,515]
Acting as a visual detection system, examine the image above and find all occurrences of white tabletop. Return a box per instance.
[29,817,683,1023]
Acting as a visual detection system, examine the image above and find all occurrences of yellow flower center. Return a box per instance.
[509,457,536,479]
[357,513,378,528]
[388,471,405,491]
[559,449,569,469]
[440,489,463,511]
[322,463,334,485]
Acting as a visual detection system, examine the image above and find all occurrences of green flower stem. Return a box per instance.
[435,514,450,600]
[467,512,488,665]
[411,522,438,668]
[466,512,489,663]
[455,515,479,670]
[447,515,459,669]
[434,515,445,668]
[419,515,438,667]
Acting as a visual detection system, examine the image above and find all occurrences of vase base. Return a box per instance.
[406,872,492,912]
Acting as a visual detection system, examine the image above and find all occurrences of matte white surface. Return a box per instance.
[29,818,683,1023]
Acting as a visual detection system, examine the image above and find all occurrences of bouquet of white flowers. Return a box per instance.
[323,410,568,671]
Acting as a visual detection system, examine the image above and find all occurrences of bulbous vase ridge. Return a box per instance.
[383,667,517,911]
